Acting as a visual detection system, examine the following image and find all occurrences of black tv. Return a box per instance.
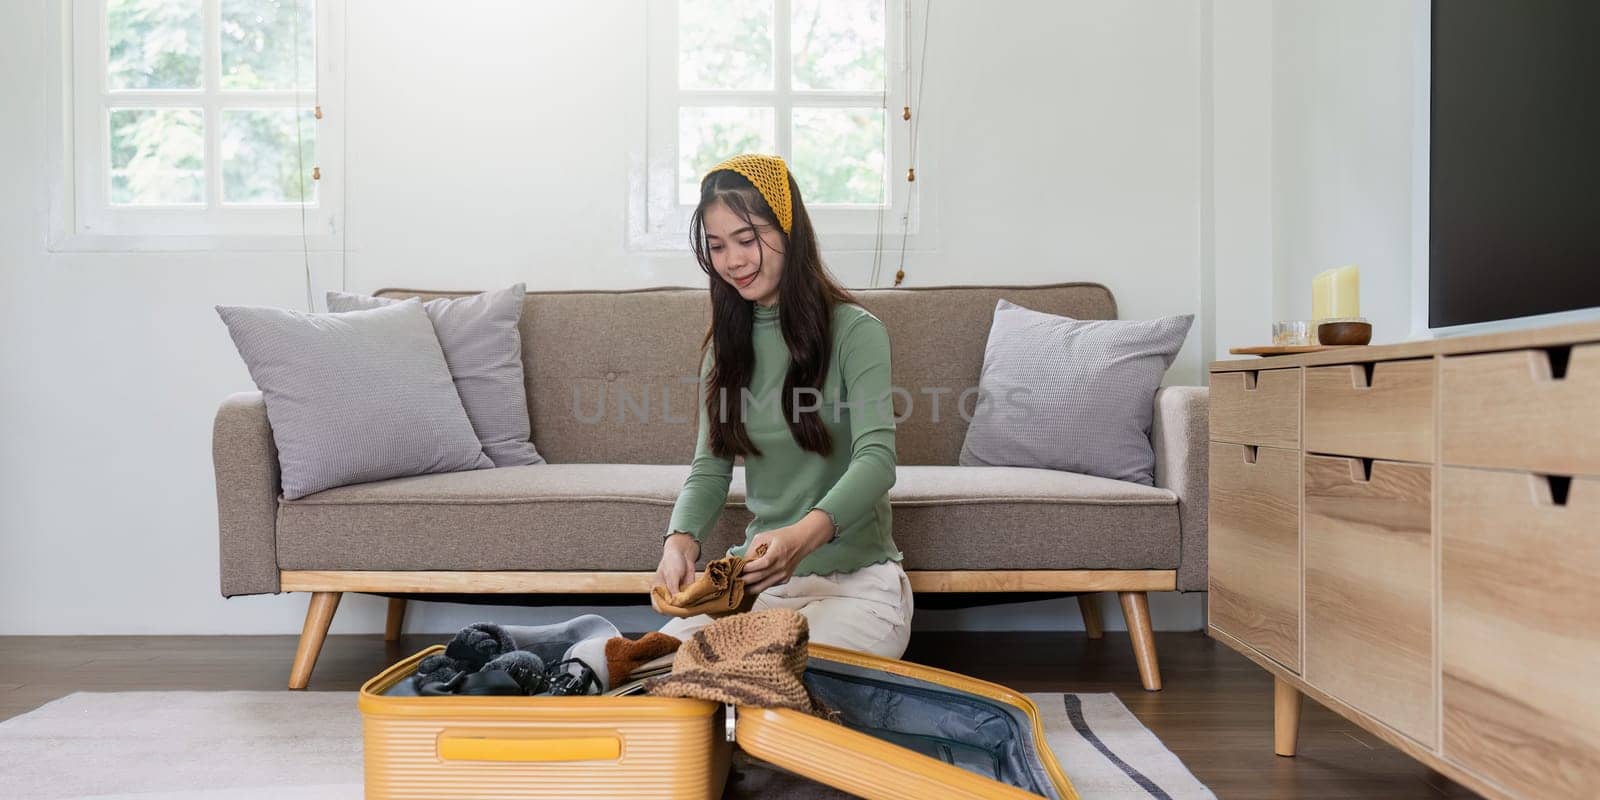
[1429,0,1600,329]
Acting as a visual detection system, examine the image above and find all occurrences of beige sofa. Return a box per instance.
[213,282,1209,690]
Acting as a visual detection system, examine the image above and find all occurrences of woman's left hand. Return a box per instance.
[739,514,833,593]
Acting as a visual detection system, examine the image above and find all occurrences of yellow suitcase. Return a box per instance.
[360,642,1079,800]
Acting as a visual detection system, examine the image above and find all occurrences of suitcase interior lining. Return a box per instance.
[803,659,1058,799]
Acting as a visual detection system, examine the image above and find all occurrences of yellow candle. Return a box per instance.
[1312,266,1360,321]
[1329,265,1360,318]
[1312,269,1333,321]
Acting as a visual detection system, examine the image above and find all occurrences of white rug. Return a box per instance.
[0,691,1212,799]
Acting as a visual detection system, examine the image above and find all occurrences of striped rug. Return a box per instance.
[1029,693,1215,799]
[0,691,1212,799]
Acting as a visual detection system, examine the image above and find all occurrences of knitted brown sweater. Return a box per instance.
[645,609,825,717]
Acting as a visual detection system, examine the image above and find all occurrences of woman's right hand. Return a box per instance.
[655,532,701,593]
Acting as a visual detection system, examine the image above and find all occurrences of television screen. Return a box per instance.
[1430,0,1600,328]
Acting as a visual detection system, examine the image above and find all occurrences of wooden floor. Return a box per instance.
[0,630,1478,799]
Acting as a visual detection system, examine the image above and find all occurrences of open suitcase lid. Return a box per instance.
[729,644,1080,800]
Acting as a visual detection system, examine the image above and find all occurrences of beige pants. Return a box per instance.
[657,559,914,660]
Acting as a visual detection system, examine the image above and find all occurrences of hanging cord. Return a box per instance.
[868,6,891,288]
[293,0,311,311]
[871,0,913,288]
[292,0,329,307]
[870,170,885,285]
[336,0,345,293]
[895,0,931,287]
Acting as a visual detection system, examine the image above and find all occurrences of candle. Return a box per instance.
[1312,265,1360,321]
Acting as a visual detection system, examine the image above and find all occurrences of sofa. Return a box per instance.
[213,282,1209,690]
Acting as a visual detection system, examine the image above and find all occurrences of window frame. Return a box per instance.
[50,0,345,252]
[632,0,935,253]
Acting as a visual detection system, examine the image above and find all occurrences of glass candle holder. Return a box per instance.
[1272,320,1314,346]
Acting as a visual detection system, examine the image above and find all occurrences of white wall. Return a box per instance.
[1207,0,1422,359]
[1207,0,1276,361]
[2,0,1227,637]
[1269,0,1419,343]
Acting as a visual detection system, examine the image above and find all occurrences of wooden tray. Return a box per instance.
[1230,345,1359,356]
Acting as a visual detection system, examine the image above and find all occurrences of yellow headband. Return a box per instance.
[703,153,793,234]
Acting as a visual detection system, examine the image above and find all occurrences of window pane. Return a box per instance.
[679,107,776,204]
[221,0,316,91]
[679,0,773,90]
[792,107,885,204]
[222,109,316,203]
[791,0,885,91]
[109,108,204,204]
[107,0,202,90]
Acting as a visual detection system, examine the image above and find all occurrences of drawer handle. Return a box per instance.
[1545,345,1572,381]
[1341,362,1378,389]
[1242,445,1258,464]
[1543,474,1572,507]
[1242,370,1259,391]
[438,734,622,763]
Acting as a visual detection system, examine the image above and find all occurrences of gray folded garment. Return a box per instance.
[501,614,621,667]
[504,614,621,692]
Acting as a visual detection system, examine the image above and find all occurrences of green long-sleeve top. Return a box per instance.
[665,300,902,576]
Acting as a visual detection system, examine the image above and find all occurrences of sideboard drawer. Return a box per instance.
[1210,368,1300,449]
[1304,454,1435,747]
[1208,442,1301,672]
[1305,360,1435,463]
[1441,467,1600,800]
[1441,343,1600,476]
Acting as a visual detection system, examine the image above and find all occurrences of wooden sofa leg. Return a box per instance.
[1078,593,1104,639]
[1274,676,1302,756]
[1118,591,1162,691]
[289,592,342,690]
[385,598,407,642]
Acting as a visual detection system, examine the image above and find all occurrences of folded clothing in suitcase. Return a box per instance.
[360,640,1078,799]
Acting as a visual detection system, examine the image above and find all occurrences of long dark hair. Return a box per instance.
[690,167,858,459]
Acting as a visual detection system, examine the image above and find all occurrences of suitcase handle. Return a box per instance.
[437,734,622,763]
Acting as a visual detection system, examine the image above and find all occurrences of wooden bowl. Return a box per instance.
[1317,320,1372,346]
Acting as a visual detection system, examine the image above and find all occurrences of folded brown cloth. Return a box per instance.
[645,608,825,717]
[604,631,682,687]
[651,542,770,619]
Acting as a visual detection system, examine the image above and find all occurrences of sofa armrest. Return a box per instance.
[214,391,282,597]
[1152,386,1209,591]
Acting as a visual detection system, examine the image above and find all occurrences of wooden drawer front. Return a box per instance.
[1303,454,1435,747]
[1210,368,1300,449]
[1441,467,1600,800]
[1207,442,1301,671]
[1304,360,1435,462]
[1441,343,1600,476]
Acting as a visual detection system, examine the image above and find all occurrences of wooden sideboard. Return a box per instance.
[1206,319,1600,800]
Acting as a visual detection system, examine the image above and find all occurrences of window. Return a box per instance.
[637,0,926,251]
[57,0,343,248]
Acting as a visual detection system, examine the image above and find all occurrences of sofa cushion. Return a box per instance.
[328,284,545,468]
[215,299,493,500]
[959,299,1194,486]
[887,466,1181,571]
[275,465,1180,574]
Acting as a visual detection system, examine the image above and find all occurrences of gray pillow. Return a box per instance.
[216,298,494,500]
[958,299,1193,486]
[327,284,544,467]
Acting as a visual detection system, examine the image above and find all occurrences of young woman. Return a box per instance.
[654,153,912,659]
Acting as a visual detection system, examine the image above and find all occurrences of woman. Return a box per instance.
[654,153,912,660]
